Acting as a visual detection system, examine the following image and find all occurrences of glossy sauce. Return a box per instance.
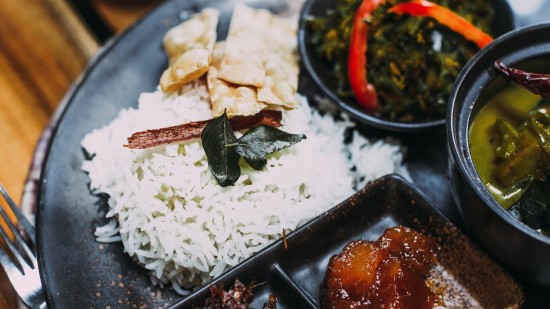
[323,226,439,309]
[469,85,543,208]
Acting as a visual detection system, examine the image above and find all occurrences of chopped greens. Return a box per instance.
[307,0,493,122]
[201,112,306,187]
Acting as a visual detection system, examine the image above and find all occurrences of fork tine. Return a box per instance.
[0,239,20,274]
[0,233,44,309]
[0,183,35,244]
[0,185,36,268]
[0,223,31,271]
[0,183,45,309]
[0,185,37,272]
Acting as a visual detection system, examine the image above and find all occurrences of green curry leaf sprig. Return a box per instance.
[201,112,306,187]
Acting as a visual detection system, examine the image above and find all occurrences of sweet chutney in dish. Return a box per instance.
[323,226,440,308]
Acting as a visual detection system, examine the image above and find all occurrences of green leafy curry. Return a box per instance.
[307,0,493,122]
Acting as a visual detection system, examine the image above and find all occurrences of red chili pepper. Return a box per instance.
[493,60,550,100]
[388,0,493,49]
[348,0,384,112]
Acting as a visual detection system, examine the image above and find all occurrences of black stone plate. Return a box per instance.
[175,174,524,308]
[36,0,548,308]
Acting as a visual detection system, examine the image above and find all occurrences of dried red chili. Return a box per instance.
[493,60,550,100]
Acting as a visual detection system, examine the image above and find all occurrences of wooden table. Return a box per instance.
[0,0,161,307]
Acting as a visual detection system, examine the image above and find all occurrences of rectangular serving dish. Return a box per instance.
[175,174,524,308]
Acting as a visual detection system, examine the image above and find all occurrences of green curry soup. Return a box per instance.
[469,84,550,232]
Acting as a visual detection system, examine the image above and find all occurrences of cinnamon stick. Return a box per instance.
[125,110,282,149]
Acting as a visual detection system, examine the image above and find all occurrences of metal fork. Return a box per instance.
[0,183,46,309]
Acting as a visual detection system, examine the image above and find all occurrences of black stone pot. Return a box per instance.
[448,23,550,288]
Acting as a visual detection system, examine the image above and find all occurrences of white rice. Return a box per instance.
[81,81,410,293]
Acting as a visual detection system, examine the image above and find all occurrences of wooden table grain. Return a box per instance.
[0,0,161,307]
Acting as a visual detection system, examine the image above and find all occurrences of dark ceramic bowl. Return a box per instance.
[448,23,550,288]
[298,0,514,132]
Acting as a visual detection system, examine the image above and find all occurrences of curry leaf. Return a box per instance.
[201,113,306,186]
[201,112,240,187]
[509,169,550,231]
[235,125,306,170]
